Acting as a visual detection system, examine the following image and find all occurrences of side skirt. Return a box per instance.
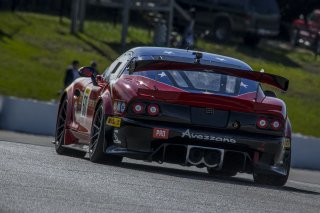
[105,145,151,160]
[62,144,89,153]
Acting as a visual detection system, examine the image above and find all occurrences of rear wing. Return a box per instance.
[129,58,289,91]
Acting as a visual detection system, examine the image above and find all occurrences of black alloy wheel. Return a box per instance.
[55,98,68,154]
[55,97,86,157]
[253,149,291,186]
[89,104,122,164]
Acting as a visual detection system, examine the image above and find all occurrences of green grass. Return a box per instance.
[0,12,151,99]
[0,12,320,137]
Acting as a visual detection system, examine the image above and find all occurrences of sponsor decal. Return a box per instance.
[181,129,236,143]
[113,129,121,144]
[113,100,126,114]
[158,72,167,78]
[283,138,291,149]
[106,117,121,128]
[81,87,91,117]
[153,128,169,139]
[240,82,248,88]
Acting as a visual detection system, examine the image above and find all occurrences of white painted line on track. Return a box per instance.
[289,180,320,189]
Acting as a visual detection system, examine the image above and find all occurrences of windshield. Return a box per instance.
[250,0,279,15]
[133,70,258,97]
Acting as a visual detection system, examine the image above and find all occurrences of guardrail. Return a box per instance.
[0,96,319,170]
[0,96,58,136]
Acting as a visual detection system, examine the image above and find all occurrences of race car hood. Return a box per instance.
[129,58,289,92]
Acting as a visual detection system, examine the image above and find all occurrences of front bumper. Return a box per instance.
[106,117,290,175]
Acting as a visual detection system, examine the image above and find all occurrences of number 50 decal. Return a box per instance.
[81,87,91,117]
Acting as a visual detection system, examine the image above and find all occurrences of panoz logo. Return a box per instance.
[153,128,169,139]
[181,129,236,143]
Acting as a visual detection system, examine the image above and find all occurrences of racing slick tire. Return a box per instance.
[89,104,123,164]
[253,172,289,187]
[207,168,237,177]
[55,96,85,157]
[253,150,291,186]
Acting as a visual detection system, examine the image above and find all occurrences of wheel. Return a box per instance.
[55,96,86,157]
[89,104,123,164]
[253,172,289,186]
[207,168,237,177]
[55,97,68,155]
[212,19,231,42]
[243,34,261,47]
[290,28,299,47]
[253,150,291,186]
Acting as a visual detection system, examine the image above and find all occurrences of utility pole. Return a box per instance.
[79,0,87,32]
[167,0,174,47]
[70,0,80,34]
[121,0,130,49]
[59,0,64,24]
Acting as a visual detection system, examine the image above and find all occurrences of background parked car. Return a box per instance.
[175,0,280,46]
[290,9,320,54]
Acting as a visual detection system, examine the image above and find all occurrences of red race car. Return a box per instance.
[55,47,291,186]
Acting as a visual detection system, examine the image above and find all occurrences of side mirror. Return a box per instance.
[96,75,106,83]
[78,66,98,86]
[264,90,277,98]
[79,66,95,78]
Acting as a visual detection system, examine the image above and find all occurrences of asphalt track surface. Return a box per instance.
[1,131,320,213]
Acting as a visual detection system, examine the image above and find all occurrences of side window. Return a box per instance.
[110,52,133,80]
[103,60,119,80]
[121,66,130,76]
[111,62,122,74]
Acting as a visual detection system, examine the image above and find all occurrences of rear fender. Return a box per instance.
[100,90,114,116]
[98,91,114,151]
[285,118,292,139]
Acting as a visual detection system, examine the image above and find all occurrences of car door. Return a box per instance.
[74,53,132,143]
[77,80,105,137]
[73,78,93,132]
